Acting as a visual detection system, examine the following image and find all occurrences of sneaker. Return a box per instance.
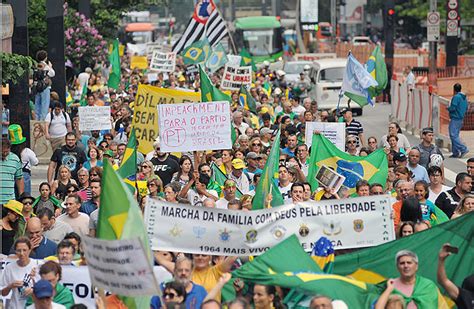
[449,154,459,158]
[459,150,469,158]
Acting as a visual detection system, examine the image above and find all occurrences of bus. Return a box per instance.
[234,16,283,63]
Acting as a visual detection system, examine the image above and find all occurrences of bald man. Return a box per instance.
[26,217,58,259]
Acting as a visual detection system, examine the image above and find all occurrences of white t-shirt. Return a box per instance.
[428,185,450,203]
[44,220,74,244]
[0,259,42,309]
[20,148,39,171]
[27,303,66,309]
[216,198,230,209]
[45,111,71,138]
[279,183,293,202]
[187,189,218,207]
[292,105,306,116]
[56,213,90,235]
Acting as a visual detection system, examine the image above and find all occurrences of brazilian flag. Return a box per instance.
[210,163,243,198]
[181,38,211,65]
[307,134,388,193]
[239,85,257,114]
[205,43,228,73]
[239,48,257,72]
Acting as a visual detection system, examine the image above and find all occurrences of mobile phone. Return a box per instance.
[445,245,459,254]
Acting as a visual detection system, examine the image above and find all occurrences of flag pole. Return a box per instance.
[213,5,237,54]
[337,51,352,116]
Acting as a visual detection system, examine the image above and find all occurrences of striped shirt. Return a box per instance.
[345,119,364,147]
[0,152,23,204]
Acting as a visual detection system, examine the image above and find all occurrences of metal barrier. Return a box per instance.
[390,80,474,150]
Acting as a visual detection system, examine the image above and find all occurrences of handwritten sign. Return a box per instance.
[150,51,176,72]
[305,122,346,151]
[78,106,111,131]
[130,56,148,69]
[221,64,252,91]
[133,85,201,154]
[82,236,158,297]
[158,101,231,152]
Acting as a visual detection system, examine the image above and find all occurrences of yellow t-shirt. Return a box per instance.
[192,264,224,302]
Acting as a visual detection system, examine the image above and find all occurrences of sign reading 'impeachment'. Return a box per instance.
[144,196,395,255]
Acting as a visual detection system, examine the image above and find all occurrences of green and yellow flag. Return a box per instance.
[239,85,257,114]
[231,235,381,307]
[199,64,232,103]
[78,84,88,107]
[252,129,284,210]
[205,43,228,73]
[239,48,257,72]
[307,134,388,193]
[107,38,121,90]
[182,38,211,65]
[345,45,388,107]
[210,162,243,198]
[117,128,137,179]
[97,160,153,308]
[334,213,474,308]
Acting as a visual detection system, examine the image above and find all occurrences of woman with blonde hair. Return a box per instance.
[451,194,474,219]
[51,165,77,200]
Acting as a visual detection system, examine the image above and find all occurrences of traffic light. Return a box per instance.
[386,7,395,28]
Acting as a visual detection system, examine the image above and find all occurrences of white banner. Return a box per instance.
[221,64,252,91]
[226,55,242,66]
[144,196,396,255]
[158,101,231,152]
[78,106,111,131]
[150,51,176,72]
[127,43,147,56]
[305,122,346,151]
[82,236,158,297]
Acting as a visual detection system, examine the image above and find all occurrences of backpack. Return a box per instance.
[32,68,50,95]
[48,110,68,129]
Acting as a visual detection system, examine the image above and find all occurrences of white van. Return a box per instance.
[308,58,363,116]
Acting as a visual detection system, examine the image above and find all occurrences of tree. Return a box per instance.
[0,53,36,86]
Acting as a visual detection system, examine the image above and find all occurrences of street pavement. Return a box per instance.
[30,102,470,195]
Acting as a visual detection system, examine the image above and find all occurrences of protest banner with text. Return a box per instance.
[150,51,176,72]
[158,101,231,152]
[144,196,396,255]
[133,85,201,154]
[82,236,158,297]
[221,64,252,91]
[305,122,345,151]
[78,106,112,132]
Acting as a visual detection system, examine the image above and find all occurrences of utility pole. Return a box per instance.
[331,0,336,45]
[6,0,30,147]
[445,0,459,69]
[428,0,438,94]
[46,0,66,105]
[383,0,395,103]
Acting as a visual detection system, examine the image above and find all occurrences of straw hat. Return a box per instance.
[4,200,24,217]
[8,124,26,145]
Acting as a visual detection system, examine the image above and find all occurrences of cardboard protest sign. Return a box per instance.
[221,64,252,91]
[150,51,176,72]
[133,85,201,154]
[78,106,111,131]
[305,122,346,151]
[144,195,396,255]
[158,101,231,152]
[82,236,159,296]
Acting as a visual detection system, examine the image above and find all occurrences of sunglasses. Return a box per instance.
[347,141,356,144]
[67,190,77,193]
[252,143,261,146]
[141,165,151,169]
[23,201,33,205]
[148,183,157,187]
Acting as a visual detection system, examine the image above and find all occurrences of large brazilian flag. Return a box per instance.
[307,134,388,193]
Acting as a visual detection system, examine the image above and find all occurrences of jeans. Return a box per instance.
[23,171,31,195]
[35,87,50,121]
[449,118,468,156]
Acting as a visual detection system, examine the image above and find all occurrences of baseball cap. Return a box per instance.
[340,107,351,114]
[260,127,272,136]
[103,150,114,157]
[33,279,54,299]
[232,158,246,169]
[394,152,407,162]
[246,152,261,160]
[422,127,434,134]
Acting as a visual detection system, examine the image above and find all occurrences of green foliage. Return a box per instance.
[28,0,47,58]
[0,53,36,86]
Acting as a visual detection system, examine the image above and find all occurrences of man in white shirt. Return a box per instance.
[44,101,72,151]
[216,179,237,209]
[179,173,218,207]
[232,111,249,135]
[278,165,293,202]
[34,50,56,121]
[56,194,89,235]
[229,159,250,194]
[37,208,73,244]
